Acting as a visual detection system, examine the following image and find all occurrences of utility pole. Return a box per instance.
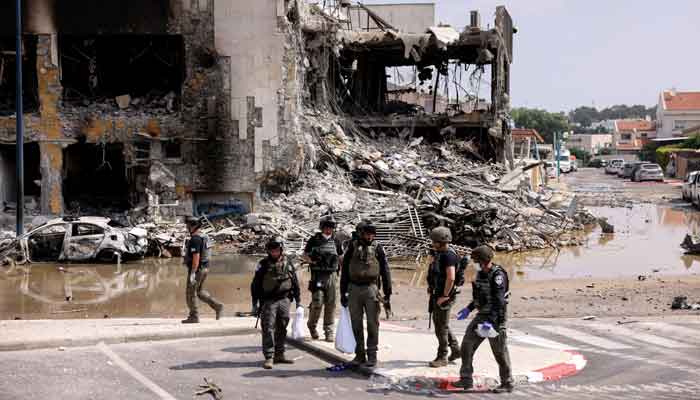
[554,131,560,182]
[15,0,25,235]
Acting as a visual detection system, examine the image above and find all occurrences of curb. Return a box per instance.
[0,327,257,352]
[291,336,588,387]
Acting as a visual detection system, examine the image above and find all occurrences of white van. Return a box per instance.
[556,149,572,173]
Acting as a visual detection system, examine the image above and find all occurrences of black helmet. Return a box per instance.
[319,215,337,230]
[185,216,202,230]
[358,219,376,235]
[471,245,494,263]
[266,236,285,251]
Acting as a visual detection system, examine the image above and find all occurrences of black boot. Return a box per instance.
[451,378,473,391]
[366,352,378,368]
[181,316,199,324]
[350,353,366,366]
[492,382,514,393]
[448,345,461,362]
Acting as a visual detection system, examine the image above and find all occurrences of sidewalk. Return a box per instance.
[290,321,586,390]
[0,317,258,351]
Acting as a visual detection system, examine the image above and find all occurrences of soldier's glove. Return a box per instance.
[341,293,349,308]
[188,272,196,285]
[456,307,471,320]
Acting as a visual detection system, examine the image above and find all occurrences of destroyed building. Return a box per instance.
[0,1,515,227]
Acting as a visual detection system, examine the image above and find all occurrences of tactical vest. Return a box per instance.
[184,233,210,267]
[472,265,508,316]
[349,240,381,284]
[310,235,339,273]
[261,257,293,297]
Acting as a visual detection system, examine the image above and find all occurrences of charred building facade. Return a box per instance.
[0,1,514,220]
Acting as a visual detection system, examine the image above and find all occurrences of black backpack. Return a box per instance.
[450,247,469,287]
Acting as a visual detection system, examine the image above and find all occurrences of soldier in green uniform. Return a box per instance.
[304,216,344,342]
[427,227,461,367]
[181,217,223,324]
[340,220,392,368]
[251,237,301,369]
[453,245,513,393]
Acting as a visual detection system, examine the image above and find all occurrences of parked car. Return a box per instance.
[605,159,624,174]
[0,217,149,264]
[621,161,645,179]
[589,158,606,168]
[557,149,572,173]
[545,161,557,178]
[682,171,700,201]
[633,163,664,182]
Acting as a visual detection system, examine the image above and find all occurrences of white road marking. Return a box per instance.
[508,329,577,350]
[636,322,700,345]
[581,322,693,348]
[97,342,177,400]
[533,325,634,350]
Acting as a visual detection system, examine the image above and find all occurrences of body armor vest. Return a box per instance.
[349,240,380,284]
[310,235,339,273]
[261,257,293,296]
[472,265,507,315]
[184,233,210,267]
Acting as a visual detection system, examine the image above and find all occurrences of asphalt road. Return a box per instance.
[1,316,699,400]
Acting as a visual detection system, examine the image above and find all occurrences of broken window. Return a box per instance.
[72,224,104,237]
[163,139,181,159]
[134,141,151,161]
[59,35,185,111]
[0,36,39,116]
[63,142,130,212]
[0,143,42,206]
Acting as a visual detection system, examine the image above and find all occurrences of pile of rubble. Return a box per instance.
[210,113,597,259]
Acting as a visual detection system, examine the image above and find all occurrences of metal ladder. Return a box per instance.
[407,206,425,239]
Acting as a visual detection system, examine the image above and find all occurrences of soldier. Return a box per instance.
[182,217,223,324]
[340,220,392,368]
[251,237,301,369]
[453,245,513,393]
[304,216,344,342]
[427,227,461,368]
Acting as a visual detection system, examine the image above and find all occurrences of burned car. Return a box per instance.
[0,217,149,264]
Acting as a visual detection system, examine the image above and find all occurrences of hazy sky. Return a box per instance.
[362,0,700,112]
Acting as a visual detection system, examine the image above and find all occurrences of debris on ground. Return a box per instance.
[581,315,596,321]
[680,234,700,254]
[195,377,223,400]
[671,296,700,310]
[598,218,615,234]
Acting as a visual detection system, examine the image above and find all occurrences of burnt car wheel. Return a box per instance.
[97,249,122,263]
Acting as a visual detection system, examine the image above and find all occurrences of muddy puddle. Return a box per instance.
[1,204,698,319]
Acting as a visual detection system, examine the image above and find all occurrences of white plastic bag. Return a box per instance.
[291,306,305,340]
[475,322,499,338]
[335,307,357,354]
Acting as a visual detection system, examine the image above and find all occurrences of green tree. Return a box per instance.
[681,135,700,149]
[512,107,570,144]
[569,106,599,127]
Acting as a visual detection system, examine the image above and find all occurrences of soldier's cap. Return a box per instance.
[471,245,494,262]
[266,236,285,250]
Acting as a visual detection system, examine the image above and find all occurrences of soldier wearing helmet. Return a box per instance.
[181,216,223,324]
[303,215,344,342]
[251,236,301,369]
[339,219,392,368]
[426,226,461,368]
[453,245,513,393]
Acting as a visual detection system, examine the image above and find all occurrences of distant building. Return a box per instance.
[568,133,613,155]
[656,90,700,138]
[612,119,655,154]
[511,128,544,159]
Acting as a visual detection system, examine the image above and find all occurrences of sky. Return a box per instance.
[362,0,700,112]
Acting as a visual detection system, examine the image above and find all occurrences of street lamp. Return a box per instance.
[15,0,25,235]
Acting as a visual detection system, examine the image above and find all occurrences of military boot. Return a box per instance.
[273,354,295,364]
[429,356,448,368]
[214,304,223,320]
[451,379,473,391]
[350,353,366,366]
[365,352,378,368]
[448,345,461,362]
[308,324,320,340]
[263,358,274,369]
[181,316,199,324]
[492,383,514,393]
[324,333,334,343]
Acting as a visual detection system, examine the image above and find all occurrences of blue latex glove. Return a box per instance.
[456,307,471,320]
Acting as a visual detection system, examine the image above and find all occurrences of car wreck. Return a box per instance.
[0,217,149,264]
